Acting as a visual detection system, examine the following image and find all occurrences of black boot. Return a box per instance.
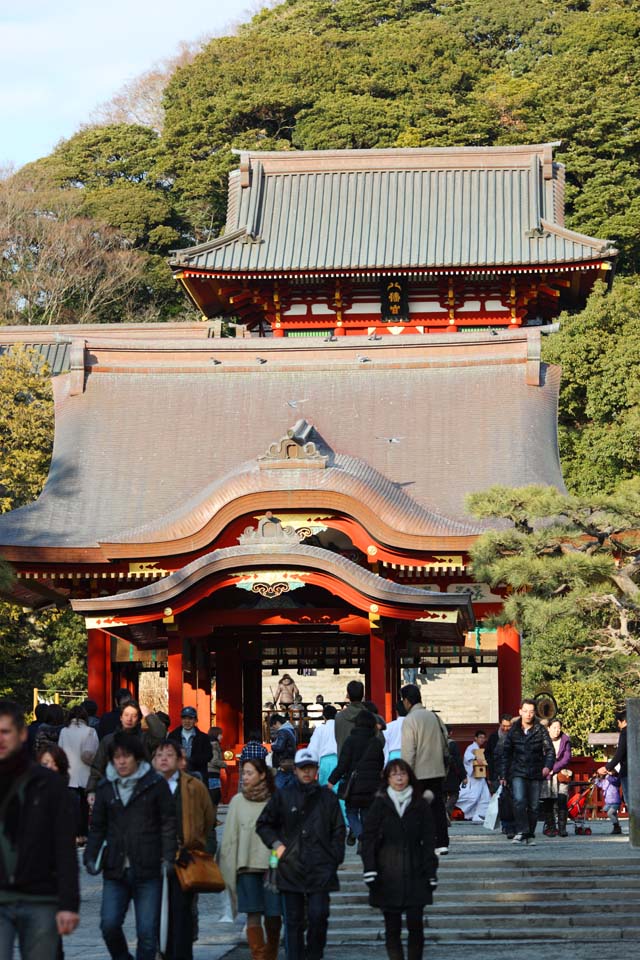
[557,797,568,837]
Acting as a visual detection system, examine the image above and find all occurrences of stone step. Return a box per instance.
[330,882,640,903]
[325,925,638,943]
[327,911,640,930]
[329,899,638,915]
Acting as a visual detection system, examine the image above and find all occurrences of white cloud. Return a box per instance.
[0,0,261,168]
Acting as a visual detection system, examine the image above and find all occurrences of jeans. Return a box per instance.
[346,806,365,840]
[100,868,161,960]
[511,777,542,837]
[281,891,330,960]
[0,901,60,960]
[417,777,449,850]
[383,907,425,960]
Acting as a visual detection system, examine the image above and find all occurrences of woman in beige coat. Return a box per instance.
[219,758,282,960]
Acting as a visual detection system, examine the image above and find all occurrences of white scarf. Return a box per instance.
[387,784,413,817]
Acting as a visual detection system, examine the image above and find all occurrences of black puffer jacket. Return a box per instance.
[84,766,176,880]
[328,725,384,809]
[0,762,79,912]
[362,789,438,911]
[500,718,555,781]
[256,780,345,894]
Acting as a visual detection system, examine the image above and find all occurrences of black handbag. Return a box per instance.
[339,769,358,802]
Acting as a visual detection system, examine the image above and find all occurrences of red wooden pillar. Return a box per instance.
[215,643,243,750]
[168,635,183,728]
[87,628,112,715]
[368,629,386,717]
[182,641,212,732]
[384,635,398,722]
[497,624,522,716]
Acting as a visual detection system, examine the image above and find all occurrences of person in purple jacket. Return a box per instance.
[541,718,572,837]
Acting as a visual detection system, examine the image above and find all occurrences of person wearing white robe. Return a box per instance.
[455,732,491,823]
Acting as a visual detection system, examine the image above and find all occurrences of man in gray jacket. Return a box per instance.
[334,681,367,754]
[400,684,450,855]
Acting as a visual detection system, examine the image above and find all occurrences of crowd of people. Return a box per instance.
[0,685,631,960]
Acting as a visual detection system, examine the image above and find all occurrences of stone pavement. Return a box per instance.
[46,819,636,960]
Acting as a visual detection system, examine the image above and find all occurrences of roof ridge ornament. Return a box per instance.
[237,511,310,545]
[258,419,328,470]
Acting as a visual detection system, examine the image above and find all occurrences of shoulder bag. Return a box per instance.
[174,848,226,893]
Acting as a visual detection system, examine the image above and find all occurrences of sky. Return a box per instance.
[0,0,260,171]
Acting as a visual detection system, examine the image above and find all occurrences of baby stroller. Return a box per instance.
[567,779,598,835]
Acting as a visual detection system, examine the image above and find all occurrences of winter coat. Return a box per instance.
[219,792,273,914]
[177,771,215,850]
[444,739,465,793]
[97,708,121,740]
[500,718,555,781]
[401,704,449,781]
[59,720,99,789]
[271,722,297,771]
[275,677,299,706]
[207,739,226,776]
[606,726,628,778]
[596,774,621,807]
[328,726,384,809]
[362,790,438,911]
[0,762,79,912]
[86,723,154,794]
[549,733,572,775]
[256,780,346,894]
[168,725,213,783]
[334,701,368,754]
[34,722,63,755]
[84,765,176,880]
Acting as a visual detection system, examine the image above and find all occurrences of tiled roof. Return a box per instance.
[0,329,565,553]
[72,543,476,628]
[170,145,616,275]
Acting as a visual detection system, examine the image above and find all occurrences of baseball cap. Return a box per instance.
[294,748,319,767]
[181,707,198,719]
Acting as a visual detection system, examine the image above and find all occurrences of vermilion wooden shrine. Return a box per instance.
[0,144,616,748]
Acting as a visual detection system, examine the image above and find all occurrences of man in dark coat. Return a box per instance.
[97,688,134,740]
[597,709,629,810]
[168,706,212,783]
[327,710,384,845]
[84,732,176,960]
[257,748,345,960]
[500,699,555,845]
[0,699,79,958]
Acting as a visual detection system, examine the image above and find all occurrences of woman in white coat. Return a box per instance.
[58,704,99,843]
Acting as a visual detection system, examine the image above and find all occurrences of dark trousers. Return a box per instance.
[417,777,449,850]
[511,777,542,838]
[71,786,89,837]
[281,891,330,960]
[383,907,425,960]
[166,871,194,960]
[0,902,59,960]
[100,868,161,960]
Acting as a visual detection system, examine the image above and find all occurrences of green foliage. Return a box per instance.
[0,348,54,513]
[547,677,618,755]
[543,279,640,495]
[468,484,640,691]
[0,349,86,707]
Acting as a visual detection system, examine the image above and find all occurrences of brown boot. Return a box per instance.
[264,917,282,960]
[247,925,267,960]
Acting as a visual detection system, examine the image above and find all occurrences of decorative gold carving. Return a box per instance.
[251,581,290,598]
[258,420,327,470]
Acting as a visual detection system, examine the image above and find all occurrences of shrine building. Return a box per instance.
[0,143,616,749]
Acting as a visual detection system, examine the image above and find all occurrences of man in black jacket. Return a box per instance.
[84,732,176,960]
[168,706,212,782]
[500,699,555,845]
[257,748,345,960]
[597,710,629,810]
[0,699,79,959]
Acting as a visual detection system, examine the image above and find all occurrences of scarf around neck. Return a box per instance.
[242,779,271,803]
[387,784,413,817]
